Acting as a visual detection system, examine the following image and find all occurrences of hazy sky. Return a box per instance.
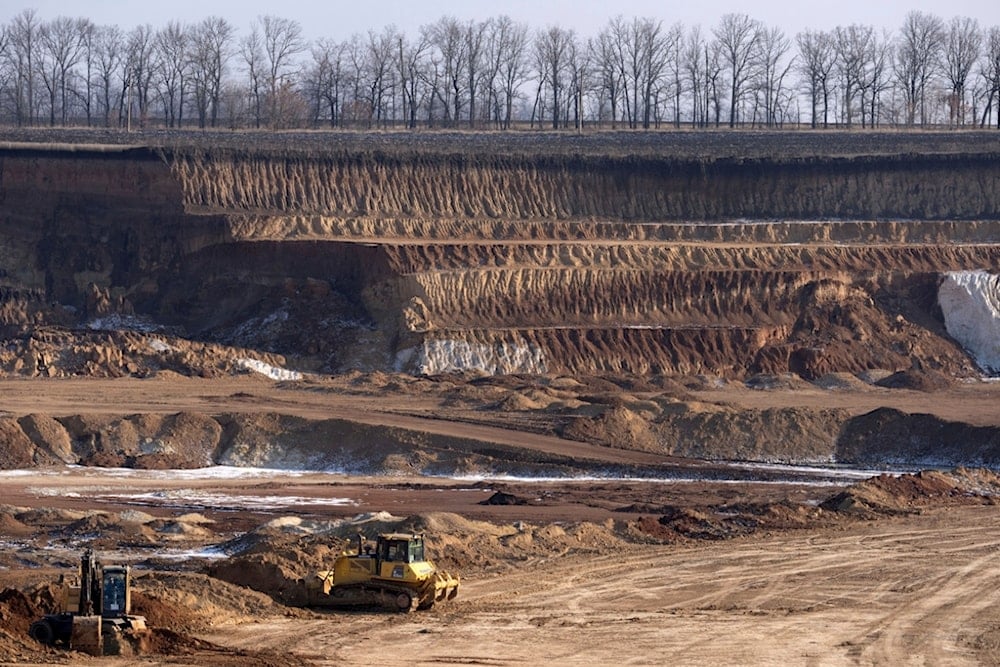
[4,0,999,42]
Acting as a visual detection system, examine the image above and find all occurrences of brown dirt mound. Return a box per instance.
[0,588,43,636]
[820,470,991,515]
[0,511,34,536]
[131,591,206,635]
[480,491,528,506]
[876,368,954,391]
[745,373,813,391]
[561,405,659,452]
[207,553,309,607]
[137,572,292,627]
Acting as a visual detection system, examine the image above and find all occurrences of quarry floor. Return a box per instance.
[1,376,1000,665]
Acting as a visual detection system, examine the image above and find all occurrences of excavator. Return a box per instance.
[28,549,148,656]
[303,532,459,612]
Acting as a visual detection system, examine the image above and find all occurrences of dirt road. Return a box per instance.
[162,506,998,666]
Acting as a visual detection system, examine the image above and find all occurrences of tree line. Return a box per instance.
[1,8,999,131]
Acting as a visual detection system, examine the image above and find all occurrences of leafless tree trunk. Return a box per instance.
[366,26,397,127]
[8,9,41,125]
[753,25,792,127]
[90,25,122,127]
[834,25,873,128]
[489,16,529,130]
[39,17,88,126]
[682,27,706,127]
[462,19,489,128]
[123,25,157,128]
[894,11,945,126]
[943,17,982,126]
[341,35,368,127]
[424,17,467,127]
[189,16,233,128]
[534,26,576,129]
[796,29,835,128]
[592,22,623,128]
[260,16,304,128]
[396,32,429,129]
[637,19,671,129]
[982,27,1000,128]
[75,21,97,125]
[667,23,684,128]
[240,25,264,128]
[861,30,893,128]
[714,13,761,128]
[155,21,188,128]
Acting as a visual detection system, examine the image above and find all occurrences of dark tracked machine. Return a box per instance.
[28,549,148,655]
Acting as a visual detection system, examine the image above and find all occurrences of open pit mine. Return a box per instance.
[4,129,1000,666]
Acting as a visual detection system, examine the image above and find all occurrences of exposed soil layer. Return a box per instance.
[2,130,998,382]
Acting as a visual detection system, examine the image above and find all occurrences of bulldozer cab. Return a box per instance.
[377,534,424,564]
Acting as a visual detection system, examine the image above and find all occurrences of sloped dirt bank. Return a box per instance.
[1,375,999,473]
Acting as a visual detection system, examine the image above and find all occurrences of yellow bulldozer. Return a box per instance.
[28,549,148,656]
[303,532,459,612]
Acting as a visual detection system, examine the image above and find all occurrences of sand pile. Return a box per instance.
[821,470,1000,516]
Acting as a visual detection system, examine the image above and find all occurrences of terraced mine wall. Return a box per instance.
[1,141,999,379]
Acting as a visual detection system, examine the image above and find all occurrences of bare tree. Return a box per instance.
[7,9,42,124]
[303,38,344,127]
[0,25,10,118]
[533,26,576,129]
[75,20,98,125]
[666,23,685,127]
[122,25,157,128]
[463,19,490,127]
[714,13,761,127]
[366,25,398,127]
[260,16,305,127]
[38,17,88,125]
[860,30,893,128]
[682,26,714,127]
[895,11,945,126]
[395,31,429,129]
[155,21,188,127]
[752,25,793,127]
[796,29,835,128]
[636,19,672,129]
[240,24,265,127]
[605,16,671,129]
[423,17,467,127]
[834,25,873,127]
[982,27,1000,128]
[341,34,369,126]
[566,34,589,128]
[482,15,529,129]
[943,17,982,126]
[189,16,233,128]
[592,21,624,127]
[91,25,123,126]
